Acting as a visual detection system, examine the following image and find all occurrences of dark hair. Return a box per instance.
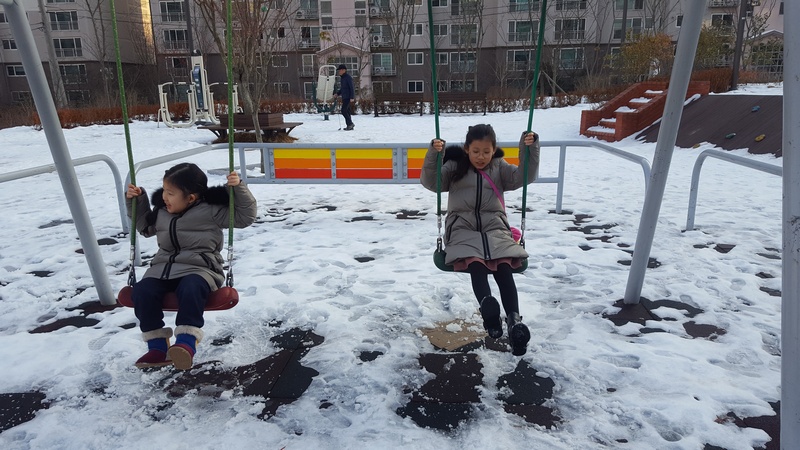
[450,124,498,182]
[163,162,208,198]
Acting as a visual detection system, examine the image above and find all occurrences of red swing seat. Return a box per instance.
[117,285,239,311]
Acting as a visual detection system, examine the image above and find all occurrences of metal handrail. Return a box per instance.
[0,154,128,232]
[686,149,781,231]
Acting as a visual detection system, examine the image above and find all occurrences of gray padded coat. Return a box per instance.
[420,132,540,265]
[126,183,258,290]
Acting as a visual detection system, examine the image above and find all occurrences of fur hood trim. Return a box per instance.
[443,144,505,164]
[150,185,230,209]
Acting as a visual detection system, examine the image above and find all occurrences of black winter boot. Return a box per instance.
[507,313,530,356]
[479,296,503,339]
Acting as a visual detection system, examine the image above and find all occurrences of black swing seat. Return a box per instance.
[117,285,239,311]
[433,249,528,273]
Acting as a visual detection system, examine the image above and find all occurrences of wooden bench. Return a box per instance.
[198,113,303,138]
[373,92,424,117]
[435,91,488,115]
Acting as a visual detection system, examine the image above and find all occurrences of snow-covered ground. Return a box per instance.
[0,83,785,449]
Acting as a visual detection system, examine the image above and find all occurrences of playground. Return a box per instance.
[0,91,786,448]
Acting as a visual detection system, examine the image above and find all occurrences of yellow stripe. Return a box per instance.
[274,149,331,159]
[337,148,393,159]
[407,148,427,159]
[501,147,520,158]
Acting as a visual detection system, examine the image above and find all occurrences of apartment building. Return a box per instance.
[0,0,784,108]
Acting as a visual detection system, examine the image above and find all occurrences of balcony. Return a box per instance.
[508,32,535,43]
[161,13,186,22]
[509,1,540,13]
[709,0,736,7]
[368,6,392,18]
[451,61,477,74]
[555,30,585,41]
[370,35,393,47]
[506,61,532,72]
[295,9,319,20]
[163,40,189,52]
[299,38,320,49]
[372,66,396,76]
[299,67,316,77]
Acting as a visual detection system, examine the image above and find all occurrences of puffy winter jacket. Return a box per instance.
[126,183,258,290]
[420,132,540,264]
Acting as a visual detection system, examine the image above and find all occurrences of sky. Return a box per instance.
[0,82,785,449]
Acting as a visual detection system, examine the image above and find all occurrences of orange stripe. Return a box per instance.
[407,158,424,169]
[336,168,393,179]
[276,168,332,179]
[274,158,331,169]
[337,158,393,169]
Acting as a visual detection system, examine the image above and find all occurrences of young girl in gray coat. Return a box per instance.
[126,163,258,369]
[421,124,539,355]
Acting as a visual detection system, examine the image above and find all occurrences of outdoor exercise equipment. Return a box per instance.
[313,64,339,120]
[110,0,240,311]
[156,53,241,128]
[427,0,547,273]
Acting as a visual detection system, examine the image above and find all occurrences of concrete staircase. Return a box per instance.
[580,81,710,142]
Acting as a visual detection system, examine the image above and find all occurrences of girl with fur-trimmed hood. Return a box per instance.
[125,163,257,369]
[420,124,539,355]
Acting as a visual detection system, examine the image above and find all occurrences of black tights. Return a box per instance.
[466,261,519,315]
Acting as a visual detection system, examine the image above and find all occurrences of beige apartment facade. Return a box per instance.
[0,0,784,108]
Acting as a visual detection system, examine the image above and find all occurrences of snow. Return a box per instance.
[0,83,785,449]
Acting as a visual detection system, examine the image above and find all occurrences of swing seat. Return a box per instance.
[117,286,239,311]
[433,249,528,273]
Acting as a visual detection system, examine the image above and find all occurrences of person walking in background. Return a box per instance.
[420,125,539,356]
[333,64,355,131]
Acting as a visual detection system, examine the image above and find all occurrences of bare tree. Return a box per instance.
[449,0,485,92]
[81,0,115,106]
[194,0,293,140]
[374,0,417,90]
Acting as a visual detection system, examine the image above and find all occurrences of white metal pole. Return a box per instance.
[1,0,116,305]
[782,0,799,446]
[623,0,706,304]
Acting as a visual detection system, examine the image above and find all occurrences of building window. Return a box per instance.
[66,90,90,106]
[408,23,423,36]
[372,81,392,93]
[510,0,540,13]
[615,0,643,10]
[432,24,448,36]
[272,82,290,95]
[451,24,478,46]
[59,64,87,84]
[2,39,17,50]
[507,49,532,71]
[48,11,79,31]
[555,19,585,40]
[450,51,476,73]
[372,53,393,75]
[407,52,423,65]
[271,54,288,67]
[555,0,586,10]
[437,53,448,65]
[451,0,480,16]
[676,15,683,27]
[613,17,653,40]
[711,14,733,30]
[303,82,315,100]
[46,0,76,3]
[7,65,25,77]
[12,91,33,104]
[53,38,82,57]
[163,30,188,51]
[160,1,185,22]
[432,0,448,6]
[0,13,6,23]
[559,48,584,69]
[408,80,424,93]
[321,16,333,31]
[508,20,535,43]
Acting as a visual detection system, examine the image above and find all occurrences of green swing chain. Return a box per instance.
[109,0,137,286]
[425,0,444,253]
[225,0,235,287]
[519,0,549,247]
[427,0,548,250]
[110,0,237,287]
